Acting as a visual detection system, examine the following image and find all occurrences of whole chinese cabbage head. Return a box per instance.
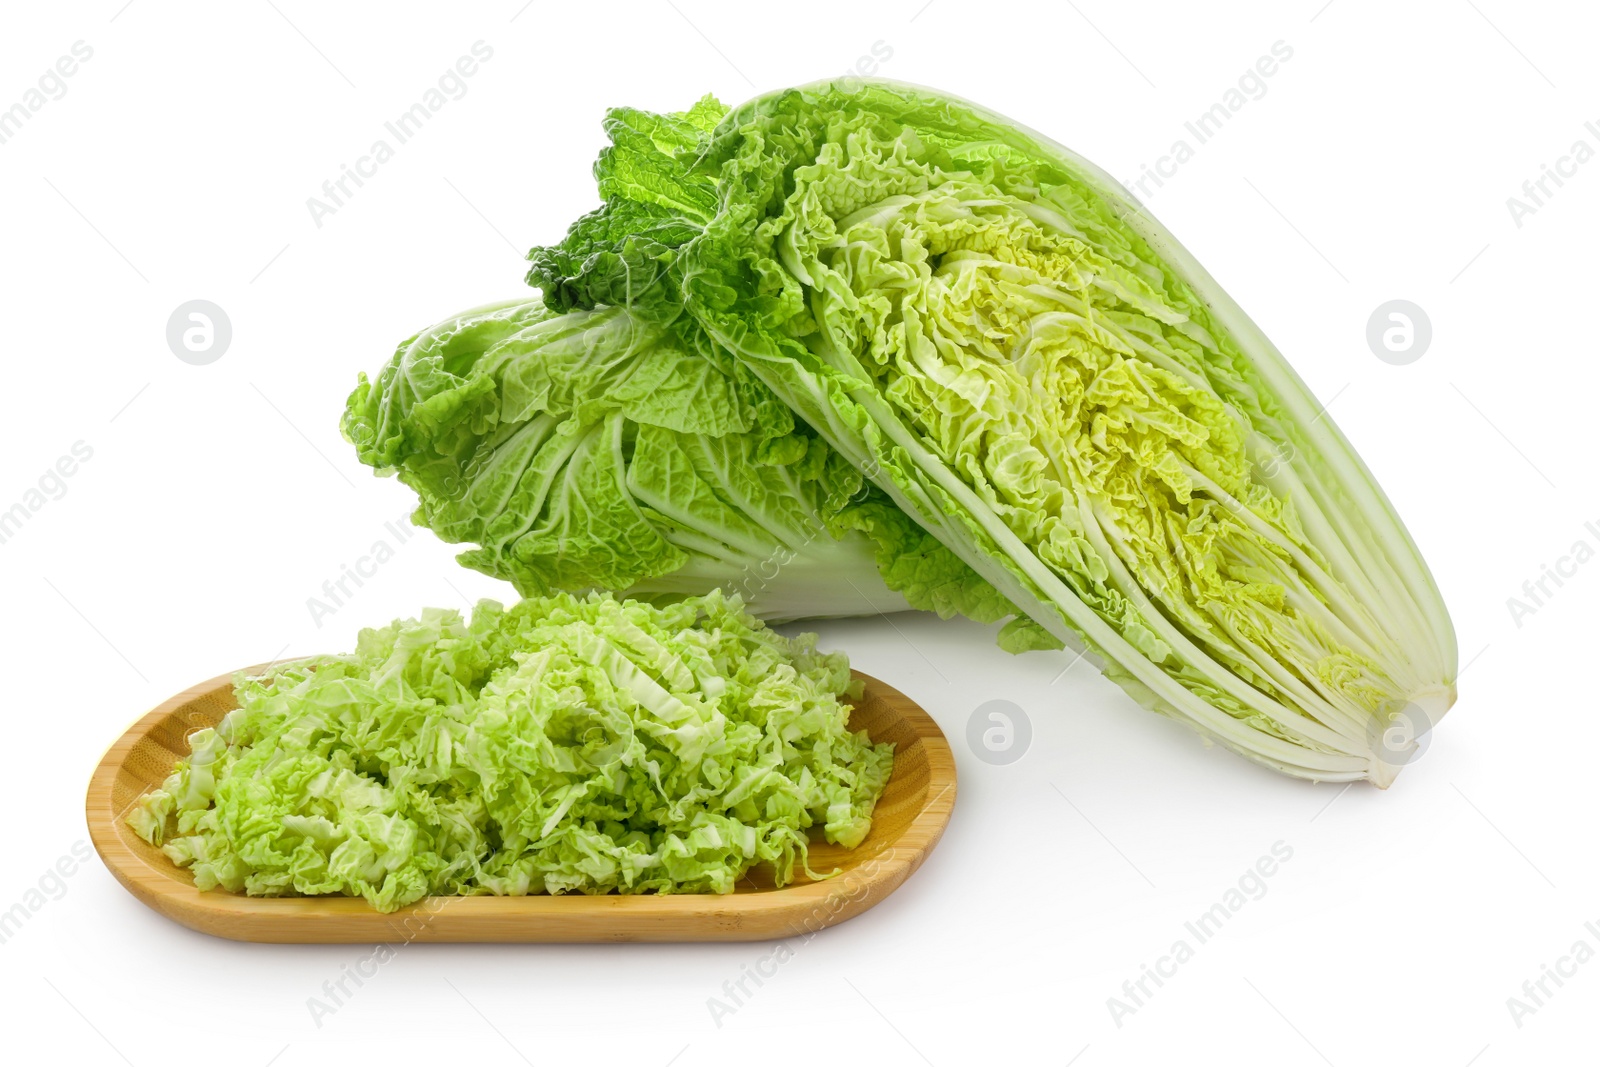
[342,294,1053,648]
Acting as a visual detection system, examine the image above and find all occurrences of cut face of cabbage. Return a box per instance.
[527,80,1458,785]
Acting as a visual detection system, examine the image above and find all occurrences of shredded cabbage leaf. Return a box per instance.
[128,591,894,912]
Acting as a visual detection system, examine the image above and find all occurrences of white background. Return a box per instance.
[1,2,1594,1064]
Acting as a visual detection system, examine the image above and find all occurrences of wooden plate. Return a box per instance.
[86,666,955,943]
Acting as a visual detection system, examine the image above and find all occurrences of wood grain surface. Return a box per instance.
[86,666,955,943]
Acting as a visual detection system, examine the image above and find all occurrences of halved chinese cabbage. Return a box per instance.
[527,81,1457,785]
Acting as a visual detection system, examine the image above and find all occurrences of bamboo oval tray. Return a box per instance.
[87,666,954,943]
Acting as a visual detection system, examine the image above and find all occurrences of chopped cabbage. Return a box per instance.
[128,591,893,911]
